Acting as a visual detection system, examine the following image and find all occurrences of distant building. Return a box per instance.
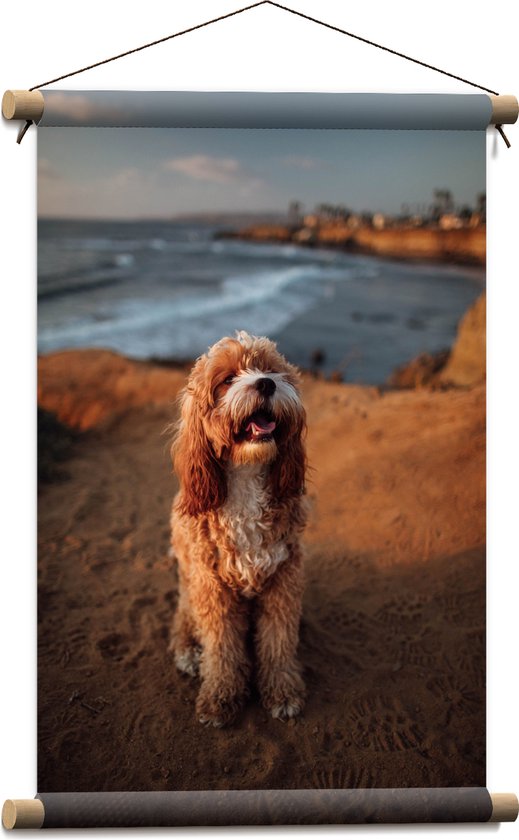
[293,227,316,243]
[439,213,463,230]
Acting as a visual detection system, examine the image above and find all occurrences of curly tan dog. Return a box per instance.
[170,331,307,727]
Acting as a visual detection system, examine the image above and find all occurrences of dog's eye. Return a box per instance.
[223,374,235,385]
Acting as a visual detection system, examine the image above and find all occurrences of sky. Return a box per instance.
[38,127,486,220]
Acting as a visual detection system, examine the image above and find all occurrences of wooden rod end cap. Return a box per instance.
[489,792,519,822]
[489,95,518,125]
[2,800,45,830]
[2,90,44,122]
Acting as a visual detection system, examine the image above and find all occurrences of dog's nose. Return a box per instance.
[255,377,276,397]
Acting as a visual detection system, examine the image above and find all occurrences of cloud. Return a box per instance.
[163,155,253,184]
[109,167,142,188]
[280,155,323,170]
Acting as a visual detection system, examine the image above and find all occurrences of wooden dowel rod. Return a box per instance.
[489,792,519,822]
[1,792,517,827]
[1,800,45,830]
[2,90,518,128]
[2,90,44,122]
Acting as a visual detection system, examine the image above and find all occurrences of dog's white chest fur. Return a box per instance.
[220,464,288,595]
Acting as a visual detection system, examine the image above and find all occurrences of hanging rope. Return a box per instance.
[28,0,500,95]
[19,0,509,144]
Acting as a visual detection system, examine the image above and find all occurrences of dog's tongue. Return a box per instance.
[246,413,276,436]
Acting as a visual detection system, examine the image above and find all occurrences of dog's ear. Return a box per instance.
[172,391,227,517]
[269,413,307,501]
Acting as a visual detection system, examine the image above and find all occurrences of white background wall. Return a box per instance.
[0,1,517,837]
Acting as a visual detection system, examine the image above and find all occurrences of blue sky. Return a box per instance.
[38,127,485,219]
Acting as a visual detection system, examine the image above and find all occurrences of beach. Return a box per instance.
[37,324,485,790]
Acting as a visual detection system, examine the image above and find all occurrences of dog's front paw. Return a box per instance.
[270,696,304,721]
[173,644,201,677]
[196,687,244,728]
[261,670,306,721]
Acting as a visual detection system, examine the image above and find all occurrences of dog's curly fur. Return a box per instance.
[170,331,307,727]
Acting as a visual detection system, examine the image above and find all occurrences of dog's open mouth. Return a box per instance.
[241,410,277,443]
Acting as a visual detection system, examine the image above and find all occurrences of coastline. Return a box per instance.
[38,218,485,380]
[218,223,486,266]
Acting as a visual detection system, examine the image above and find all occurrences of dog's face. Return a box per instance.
[174,331,306,515]
[201,331,304,467]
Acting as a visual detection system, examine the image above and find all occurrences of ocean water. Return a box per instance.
[38,219,485,384]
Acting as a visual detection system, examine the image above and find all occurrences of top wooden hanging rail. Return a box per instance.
[2,89,518,127]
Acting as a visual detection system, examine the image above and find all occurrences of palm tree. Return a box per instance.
[431,189,454,222]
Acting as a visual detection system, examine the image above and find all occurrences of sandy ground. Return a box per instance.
[37,351,485,791]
